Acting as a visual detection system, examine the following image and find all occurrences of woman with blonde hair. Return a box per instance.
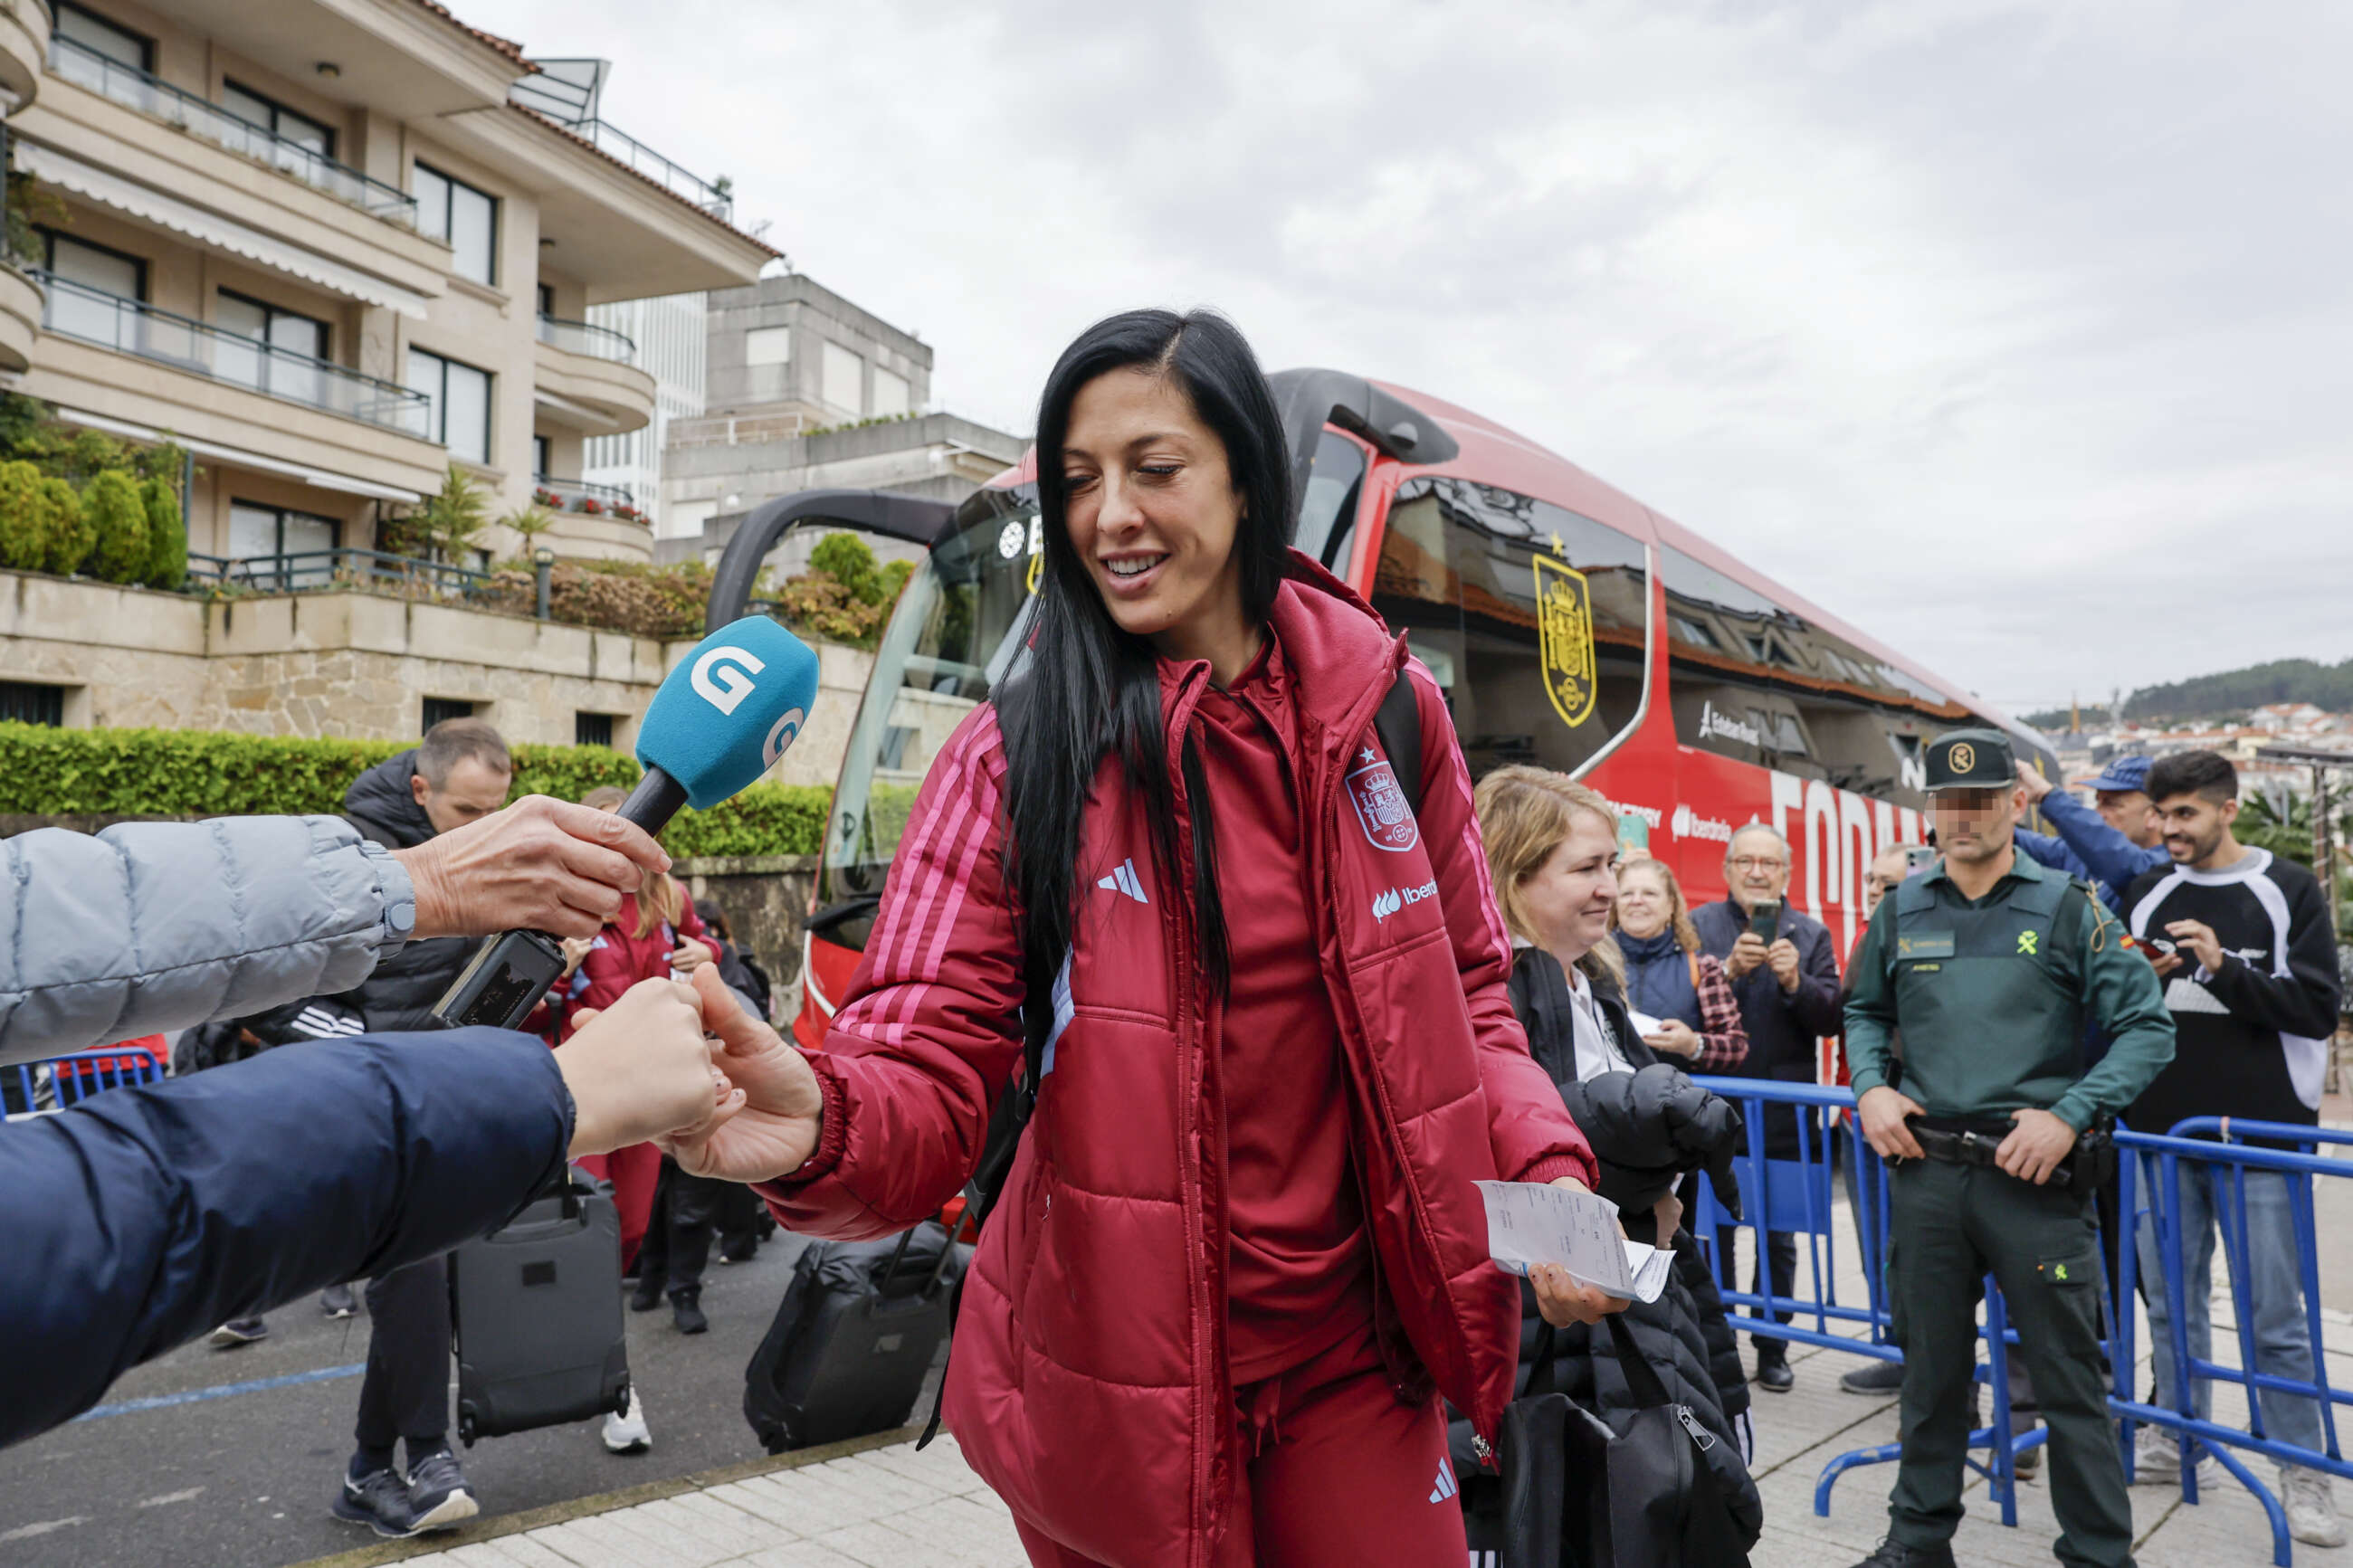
[1614,856,1748,1070]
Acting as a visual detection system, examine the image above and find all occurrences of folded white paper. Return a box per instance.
[1626,1008,1663,1040]
[1477,1180,1674,1305]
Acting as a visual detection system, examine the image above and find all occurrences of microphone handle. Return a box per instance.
[618,765,689,835]
[429,765,688,1031]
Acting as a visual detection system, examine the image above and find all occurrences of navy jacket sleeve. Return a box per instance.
[2037,791,2169,900]
[0,1029,573,1449]
[1786,918,1845,1038]
[2015,827,2091,881]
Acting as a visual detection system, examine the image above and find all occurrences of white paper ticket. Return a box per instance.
[1476,1180,1674,1305]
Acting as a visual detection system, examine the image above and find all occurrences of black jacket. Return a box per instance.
[1692,897,1843,1155]
[1452,946,1760,1536]
[331,751,472,1031]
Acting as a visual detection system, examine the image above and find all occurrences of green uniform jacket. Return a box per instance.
[1844,851,2174,1132]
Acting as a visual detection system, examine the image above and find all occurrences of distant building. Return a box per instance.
[584,291,708,535]
[656,272,1024,569]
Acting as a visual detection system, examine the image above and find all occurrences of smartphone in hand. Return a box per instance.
[1748,898,1782,946]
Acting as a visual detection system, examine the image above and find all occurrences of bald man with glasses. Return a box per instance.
[1692,823,1846,1392]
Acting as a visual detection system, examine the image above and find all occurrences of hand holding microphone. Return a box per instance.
[433,618,822,1031]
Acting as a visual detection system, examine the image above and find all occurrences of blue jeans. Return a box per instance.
[2137,1164,2327,1452]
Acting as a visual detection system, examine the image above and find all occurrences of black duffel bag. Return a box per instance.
[743,1222,965,1453]
[1496,1313,1752,1568]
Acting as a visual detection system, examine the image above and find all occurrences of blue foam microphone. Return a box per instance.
[433,617,822,1030]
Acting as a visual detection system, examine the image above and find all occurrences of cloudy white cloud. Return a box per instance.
[472,0,2352,717]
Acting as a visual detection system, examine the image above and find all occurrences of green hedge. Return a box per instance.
[0,722,830,858]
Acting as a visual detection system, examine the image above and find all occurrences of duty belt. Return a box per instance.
[1901,1115,2115,1193]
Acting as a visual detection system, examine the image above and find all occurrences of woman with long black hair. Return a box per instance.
[662,309,1622,1568]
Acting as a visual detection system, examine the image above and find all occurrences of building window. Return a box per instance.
[422,698,475,732]
[744,326,791,366]
[872,366,910,417]
[537,282,554,317]
[228,501,338,586]
[220,81,334,158]
[532,434,551,478]
[53,3,151,71]
[405,347,492,465]
[821,341,862,414]
[575,711,615,748]
[414,162,498,287]
[43,231,145,300]
[0,681,67,727]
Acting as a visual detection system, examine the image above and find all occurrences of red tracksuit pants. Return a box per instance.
[1012,1326,1468,1568]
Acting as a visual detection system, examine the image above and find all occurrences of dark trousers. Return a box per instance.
[1886,1160,2131,1568]
[1713,1222,1797,1362]
[716,1181,766,1259]
[355,1254,450,1452]
[637,1158,724,1298]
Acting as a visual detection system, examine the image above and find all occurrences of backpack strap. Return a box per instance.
[1374,667,1423,816]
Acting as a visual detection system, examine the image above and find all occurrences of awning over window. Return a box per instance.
[53,406,424,504]
[15,142,434,320]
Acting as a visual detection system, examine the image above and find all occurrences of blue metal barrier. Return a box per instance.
[2115,1123,2353,1565]
[2,1047,167,1120]
[1683,1079,2353,1563]
[1690,1077,2048,1526]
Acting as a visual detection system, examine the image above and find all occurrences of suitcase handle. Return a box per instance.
[875,1221,959,1299]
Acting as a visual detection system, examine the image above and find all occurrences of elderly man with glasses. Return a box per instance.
[1691,823,1846,1392]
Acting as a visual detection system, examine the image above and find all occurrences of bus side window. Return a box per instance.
[1371,477,1649,781]
[1293,430,1367,571]
[1660,543,1972,810]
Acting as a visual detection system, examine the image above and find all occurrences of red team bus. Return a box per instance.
[699,370,2057,1054]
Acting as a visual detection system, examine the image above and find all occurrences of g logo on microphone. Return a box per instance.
[763,708,806,768]
[691,645,764,715]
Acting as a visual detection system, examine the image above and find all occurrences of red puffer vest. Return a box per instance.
[761,556,1594,1568]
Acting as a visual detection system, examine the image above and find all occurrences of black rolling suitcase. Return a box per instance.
[743,1221,964,1453]
[448,1171,631,1445]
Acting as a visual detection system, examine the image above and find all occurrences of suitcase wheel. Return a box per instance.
[458,1412,477,1449]
[612,1377,633,1418]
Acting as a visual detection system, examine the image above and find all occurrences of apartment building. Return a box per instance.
[582,287,707,534]
[657,271,1024,565]
[0,0,775,573]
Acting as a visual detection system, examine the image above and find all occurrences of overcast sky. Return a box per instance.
[474,0,2350,719]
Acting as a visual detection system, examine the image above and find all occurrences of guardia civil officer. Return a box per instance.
[1843,728,2175,1568]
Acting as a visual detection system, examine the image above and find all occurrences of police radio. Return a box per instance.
[433,618,822,1031]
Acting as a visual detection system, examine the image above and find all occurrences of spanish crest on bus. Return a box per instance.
[1534,555,1597,728]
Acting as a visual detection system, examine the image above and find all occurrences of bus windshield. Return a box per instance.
[821,484,1039,905]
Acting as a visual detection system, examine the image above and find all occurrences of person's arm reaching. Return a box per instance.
[0,798,669,1061]
[0,975,737,1449]
[1784,921,1846,1037]
[2017,765,2168,898]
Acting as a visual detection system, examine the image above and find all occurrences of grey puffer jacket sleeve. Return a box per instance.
[0,816,414,1063]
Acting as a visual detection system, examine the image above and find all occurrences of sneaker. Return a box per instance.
[2013,1436,2042,1478]
[602,1388,651,1455]
[1754,1353,1794,1393]
[2133,1424,2217,1487]
[1840,1358,1906,1395]
[2282,1465,2347,1548]
[402,1448,479,1532]
[627,1276,663,1314]
[208,1317,268,1348]
[1846,1537,1956,1568]
[331,1467,421,1539]
[672,1289,709,1335]
[319,1285,357,1319]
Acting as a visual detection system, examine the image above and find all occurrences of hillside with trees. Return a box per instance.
[2025,657,2353,730]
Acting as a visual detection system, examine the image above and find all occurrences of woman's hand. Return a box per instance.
[1653,1190,1684,1240]
[670,936,715,974]
[661,964,827,1183]
[1532,1176,1634,1326]
[559,935,595,978]
[1643,1018,1702,1060]
[556,977,742,1157]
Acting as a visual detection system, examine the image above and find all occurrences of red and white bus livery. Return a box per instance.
[705,370,2057,1050]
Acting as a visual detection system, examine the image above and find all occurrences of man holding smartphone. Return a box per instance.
[1693,823,1846,1392]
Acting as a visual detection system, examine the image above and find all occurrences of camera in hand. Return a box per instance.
[433,617,821,1031]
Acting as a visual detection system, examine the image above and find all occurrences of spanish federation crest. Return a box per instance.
[1346,754,1419,852]
[1533,556,1597,729]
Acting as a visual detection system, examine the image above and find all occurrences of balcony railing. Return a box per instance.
[187,548,495,599]
[47,36,418,227]
[36,273,433,438]
[532,473,638,514]
[518,105,733,223]
[536,313,636,365]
